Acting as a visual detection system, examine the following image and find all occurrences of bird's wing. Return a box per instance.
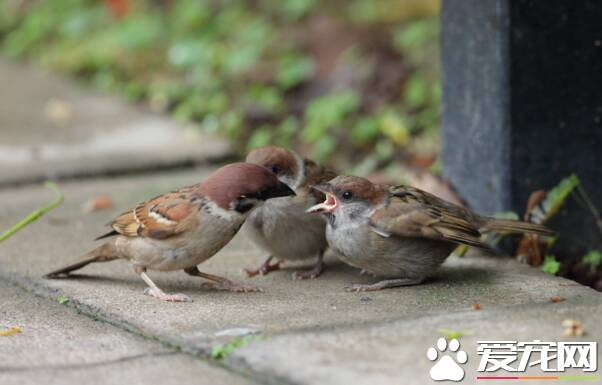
[108,187,202,240]
[369,185,489,249]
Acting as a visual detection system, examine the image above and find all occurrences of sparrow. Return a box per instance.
[308,175,555,292]
[242,146,337,279]
[45,163,295,302]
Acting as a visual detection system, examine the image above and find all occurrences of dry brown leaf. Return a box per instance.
[81,196,113,213]
[562,319,585,337]
[0,326,22,337]
[45,98,72,126]
[471,303,481,310]
[550,296,565,303]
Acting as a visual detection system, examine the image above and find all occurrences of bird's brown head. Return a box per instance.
[201,163,295,214]
[307,175,385,221]
[245,146,301,190]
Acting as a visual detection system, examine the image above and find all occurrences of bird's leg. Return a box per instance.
[185,266,262,293]
[244,255,284,277]
[292,252,325,280]
[135,266,192,302]
[345,277,424,292]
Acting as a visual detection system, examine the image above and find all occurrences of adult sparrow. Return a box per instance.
[308,175,554,291]
[45,163,295,302]
[243,146,337,279]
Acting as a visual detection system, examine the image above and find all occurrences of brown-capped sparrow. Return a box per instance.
[308,175,554,292]
[45,163,295,302]
[242,146,337,279]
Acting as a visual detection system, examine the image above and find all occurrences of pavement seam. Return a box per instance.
[0,155,237,189]
[0,351,178,372]
[0,274,283,385]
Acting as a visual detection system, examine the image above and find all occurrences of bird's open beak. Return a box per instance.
[307,183,338,214]
[261,182,296,200]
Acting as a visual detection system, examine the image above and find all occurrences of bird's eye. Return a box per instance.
[341,191,353,201]
[271,165,280,174]
[239,194,247,200]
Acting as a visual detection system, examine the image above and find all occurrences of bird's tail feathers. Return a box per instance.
[44,242,118,278]
[481,218,554,237]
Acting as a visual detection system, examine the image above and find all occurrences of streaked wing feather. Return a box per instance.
[369,186,490,249]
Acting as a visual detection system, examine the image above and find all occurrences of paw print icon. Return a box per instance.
[427,337,468,381]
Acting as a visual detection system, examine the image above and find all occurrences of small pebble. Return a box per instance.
[360,297,372,304]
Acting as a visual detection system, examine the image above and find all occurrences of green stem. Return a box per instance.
[0,181,64,242]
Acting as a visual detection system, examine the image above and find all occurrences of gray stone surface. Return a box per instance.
[0,59,232,186]
[231,300,602,385]
[0,280,257,385]
[1,168,601,384]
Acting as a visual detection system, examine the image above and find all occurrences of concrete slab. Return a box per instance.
[230,296,602,385]
[0,59,232,186]
[0,280,258,385]
[1,167,600,385]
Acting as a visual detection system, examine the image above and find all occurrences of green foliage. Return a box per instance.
[0,182,63,242]
[0,0,440,168]
[211,335,258,360]
[582,250,602,269]
[530,174,579,224]
[56,295,70,305]
[541,255,560,276]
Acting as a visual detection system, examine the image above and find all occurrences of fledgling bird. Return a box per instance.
[242,146,337,279]
[45,163,295,302]
[308,175,555,291]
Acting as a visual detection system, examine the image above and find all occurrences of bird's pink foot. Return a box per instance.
[201,281,262,293]
[292,263,324,280]
[143,287,192,302]
[244,258,283,277]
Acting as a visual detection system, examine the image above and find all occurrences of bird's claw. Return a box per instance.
[143,287,192,302]
[244,260,283,277]
[292,265,324,280]
[344,284,383,292]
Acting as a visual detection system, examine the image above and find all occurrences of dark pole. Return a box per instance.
[440,0,602,255]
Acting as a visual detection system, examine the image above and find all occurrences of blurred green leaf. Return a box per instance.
[379,111,410,146]
[247,126,273,150]
[351,116,379,144]
[276,52,314,89]
[541,255,560,275]
[303,90,359,143]
[582,250,602,269]
[530,174,579,224]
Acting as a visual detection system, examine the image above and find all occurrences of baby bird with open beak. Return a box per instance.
[45,163,295,302]
[243,146,337,279]
[308,175,554,291]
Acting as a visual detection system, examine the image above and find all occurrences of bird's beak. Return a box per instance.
[261,182,296,200]
[307,183,338,214]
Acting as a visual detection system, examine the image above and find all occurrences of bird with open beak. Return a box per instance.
[243,146,337,279]
[45,163,295,302]
[308,175,554,291]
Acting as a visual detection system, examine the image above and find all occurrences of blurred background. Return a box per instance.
[0,0,441,182]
